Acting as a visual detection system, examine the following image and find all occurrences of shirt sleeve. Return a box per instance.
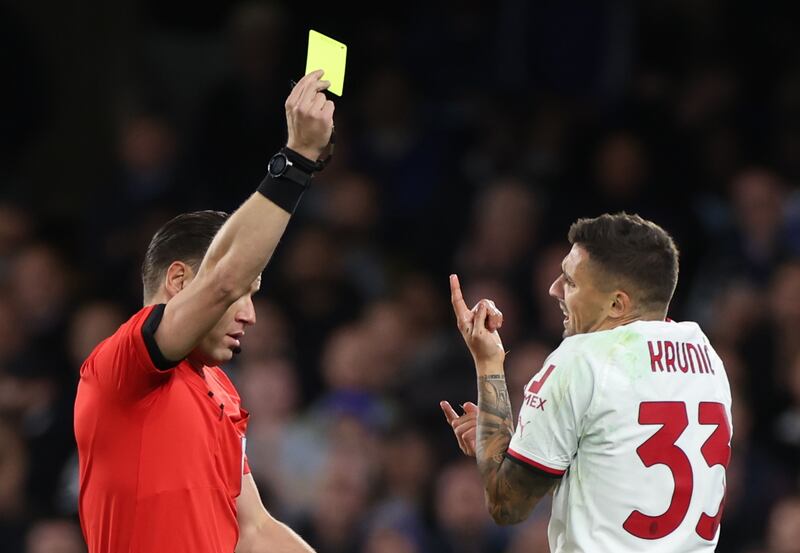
[506,349,596,478]
[81,305,179,398]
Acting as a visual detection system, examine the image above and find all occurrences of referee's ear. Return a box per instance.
[163,261,196,300]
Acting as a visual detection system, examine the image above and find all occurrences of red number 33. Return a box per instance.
[623,402,731,541]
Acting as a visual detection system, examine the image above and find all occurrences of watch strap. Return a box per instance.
[283,147,319,173]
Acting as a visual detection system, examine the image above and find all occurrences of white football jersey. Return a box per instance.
[507,320,732,553]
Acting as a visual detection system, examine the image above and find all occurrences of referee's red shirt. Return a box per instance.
[74,305,250,553]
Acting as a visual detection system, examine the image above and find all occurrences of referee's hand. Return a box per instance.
[285,69,335,161]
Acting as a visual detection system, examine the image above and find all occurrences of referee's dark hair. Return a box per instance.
[568,212,679,311]
[141,210,229,302]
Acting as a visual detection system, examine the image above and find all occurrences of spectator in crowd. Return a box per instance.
[25,519,85,553]
[431,460,507,553]
[762,496,800,553]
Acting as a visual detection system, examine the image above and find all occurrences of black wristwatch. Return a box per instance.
[267,151,313,188]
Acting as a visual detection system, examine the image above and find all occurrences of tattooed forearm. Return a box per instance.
[476,375,514,467]
[476,373,555,525]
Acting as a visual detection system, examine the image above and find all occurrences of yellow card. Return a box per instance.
[305,30,347,96]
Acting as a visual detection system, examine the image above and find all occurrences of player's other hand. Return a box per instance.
[285,69,335,161]
[440,401,478,456]
[450,274,505,367]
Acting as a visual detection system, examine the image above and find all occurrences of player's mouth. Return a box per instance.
[226,331,244,351]
[560,303,570,326]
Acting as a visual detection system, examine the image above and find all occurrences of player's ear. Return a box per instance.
[609,289,631,319]
[163,261,194,299]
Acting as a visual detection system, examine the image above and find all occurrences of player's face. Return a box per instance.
[192,277,260,365]
[549,245,611,337]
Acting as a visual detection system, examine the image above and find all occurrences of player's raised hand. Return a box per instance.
[440,400,478,456]
[450,274,505,366]
[285,69,335,161]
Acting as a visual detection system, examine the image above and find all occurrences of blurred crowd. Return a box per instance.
[2,1,800,552]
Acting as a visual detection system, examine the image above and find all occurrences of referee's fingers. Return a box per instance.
[298,75,331,111]
[286,70,328,111]
[286,70,321,107]
[311,90,327,112]
[322,100,335,123]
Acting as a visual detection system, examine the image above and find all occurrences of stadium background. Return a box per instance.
[2,1,800,551]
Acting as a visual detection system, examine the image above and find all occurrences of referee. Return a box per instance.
[74,71,333,553]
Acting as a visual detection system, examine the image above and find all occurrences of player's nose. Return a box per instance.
[548,275,563,299]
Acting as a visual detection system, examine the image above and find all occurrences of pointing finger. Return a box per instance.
[450,274,472,328]
[440,401,459,425]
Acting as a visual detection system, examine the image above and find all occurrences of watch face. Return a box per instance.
[269,154,288,176]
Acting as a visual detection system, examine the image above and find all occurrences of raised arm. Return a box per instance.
[154,71,334,361]
[448,274,557,525]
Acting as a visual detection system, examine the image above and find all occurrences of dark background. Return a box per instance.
[1,1,800,551]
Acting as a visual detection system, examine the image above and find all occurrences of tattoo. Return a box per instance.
[476,373,557,525]
[477,376,513,470]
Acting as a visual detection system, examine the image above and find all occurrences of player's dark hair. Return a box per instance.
[141,210,229,302]
[568,212,679,310]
